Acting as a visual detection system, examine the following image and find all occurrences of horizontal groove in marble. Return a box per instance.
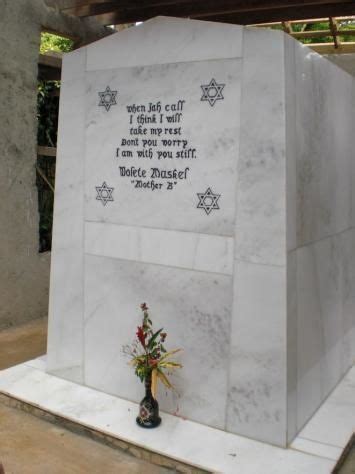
[85,221,234,275]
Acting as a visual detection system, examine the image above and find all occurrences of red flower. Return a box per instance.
[140,303,148,311]
[136,326,146,348]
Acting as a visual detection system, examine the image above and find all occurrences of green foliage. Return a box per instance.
[40,32,73,54]
[271,20,355,45]
[37,33,73,252]
[37,81,59,147]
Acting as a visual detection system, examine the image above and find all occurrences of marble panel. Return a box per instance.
[85,222,234,275]
[86,17,243,71]
[292,42,353,246]
[290,437,342,461]
[84,59,241,237]
[295,231,355,431]
[340,229,355,372]
[287,250,298,443]
[227,260,287,446]
[47,49,86,381]
[284,36,298,252]
[84,255,233,430]
[235,27,286,266]
[353,80,355,227]
[297,366,355,448]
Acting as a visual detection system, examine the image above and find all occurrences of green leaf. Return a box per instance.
[147,328,163,351]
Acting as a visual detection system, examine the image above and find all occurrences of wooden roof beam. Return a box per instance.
[329,16,340,48]
[62,0,355,19]
[249,16,354,26]
[75,1,355,25]
[196,3,355,26]
[309,40,355,53]
[282,21,292,33]
[291,28,355,38]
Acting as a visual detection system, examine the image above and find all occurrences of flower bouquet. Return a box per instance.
[124,303,182,428]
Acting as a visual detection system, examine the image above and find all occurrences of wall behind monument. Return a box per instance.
[0,0,109,329]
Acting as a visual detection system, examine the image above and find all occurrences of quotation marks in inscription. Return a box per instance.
[96,181,114,206]
[98,86,117,111]
[197,187,220,215]
[200,79,225,107]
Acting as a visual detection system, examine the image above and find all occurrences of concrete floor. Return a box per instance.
[0,318,170,474]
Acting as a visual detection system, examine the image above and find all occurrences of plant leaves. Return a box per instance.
[151,368,158,399]
[159,361,183,369]
[156,369,173,389]
[147,328,163,351]
[159,348,182,361]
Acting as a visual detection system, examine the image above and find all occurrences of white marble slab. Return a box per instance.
[85,59,241,237]
[290,438,343,462]
[0,362,338,474]
[235,27,286,267]
[85,222,234,275]
[86,17,243,71]
[296,366,355,449]
[47,16,355,450]
[47,48,86,382]
[295,229,355,431]
[84,255,233,430]
[284,33,355,439]
[227,260,287,446]
[287,38,354,248]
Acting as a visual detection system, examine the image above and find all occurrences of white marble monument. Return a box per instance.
[47,17,355,447]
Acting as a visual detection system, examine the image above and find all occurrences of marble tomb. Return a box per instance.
[47,16,355,447]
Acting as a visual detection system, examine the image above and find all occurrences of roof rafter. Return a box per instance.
[59,0,355,25]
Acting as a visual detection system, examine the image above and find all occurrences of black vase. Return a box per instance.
[136,372,161,428]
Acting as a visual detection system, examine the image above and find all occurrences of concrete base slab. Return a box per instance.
[0,359,354,474]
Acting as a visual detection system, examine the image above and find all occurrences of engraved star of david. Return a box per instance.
[98,86,117,111]
[197,187,221,215]
[95,181,114,206]
[200,78,225,106]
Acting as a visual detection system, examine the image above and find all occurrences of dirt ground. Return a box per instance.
[0,318,170,474]
[0,402,170,474]
[0,318,47,370]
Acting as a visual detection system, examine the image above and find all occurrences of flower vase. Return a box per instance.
[136,372,161,428]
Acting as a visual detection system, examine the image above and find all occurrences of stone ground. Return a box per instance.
[0,318,171,474]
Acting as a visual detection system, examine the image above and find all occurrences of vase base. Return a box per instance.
[136,416,162,428]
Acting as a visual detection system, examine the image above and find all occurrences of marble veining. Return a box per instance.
[84,59,241,237]
[84,255,233,430]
